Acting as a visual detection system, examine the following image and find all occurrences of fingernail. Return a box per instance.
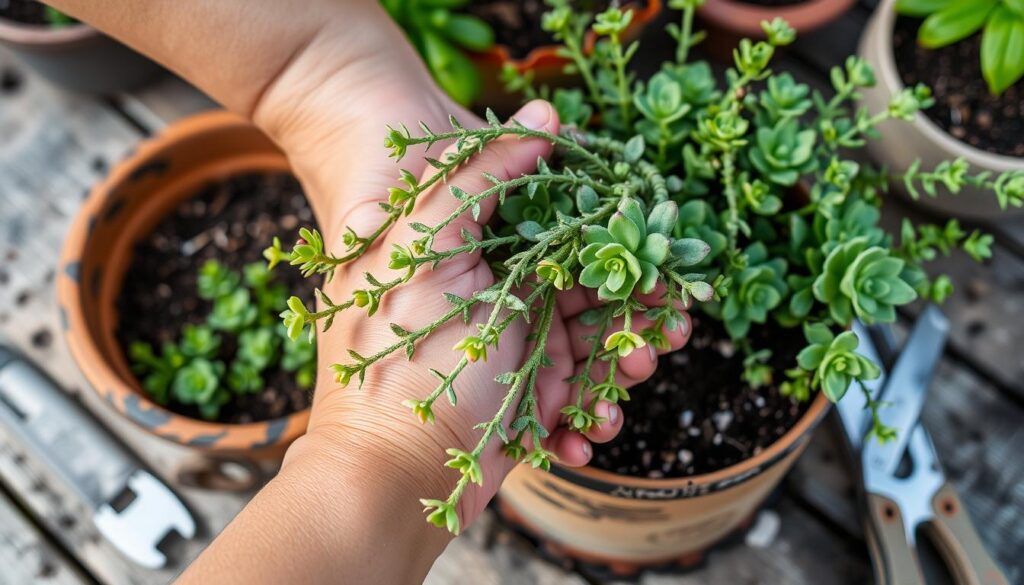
[581,441,591,458]
[648,342,657,362]
[513,100,551,130]
[678,316,690,337]
[609,405,620,426]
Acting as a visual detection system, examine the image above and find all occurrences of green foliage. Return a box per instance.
[381,0,495,105]
[130,260,316,419]
[42,6,76,27]
[895,0,1024,94]
[797,323,881,402]
[270,2,1014,534]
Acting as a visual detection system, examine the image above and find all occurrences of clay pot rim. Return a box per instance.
[698,0,857,36]
[863,0,1024,171]
[0,15,97,47]
[472,0,662,72]
[57,110,311,451]
[553,388,830,489]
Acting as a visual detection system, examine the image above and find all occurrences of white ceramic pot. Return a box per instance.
[858,0,1024,219]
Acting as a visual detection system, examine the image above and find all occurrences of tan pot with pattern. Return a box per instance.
[498,391,829,572]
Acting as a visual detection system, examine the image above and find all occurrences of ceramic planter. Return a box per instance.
[698,0,856,40]
[0,15,160,93]
[472,0,662,111]
[859,0,1024,219]
[57,110,310,456]
[498,390,829,573]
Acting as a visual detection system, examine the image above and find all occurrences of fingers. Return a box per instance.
[547,428,592,467]
[585,400,623,444]
[386,100,560,252]
[567,309,692,363]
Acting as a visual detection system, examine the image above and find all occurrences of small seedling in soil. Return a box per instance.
[272,0,1022,534]
[130,260,317,421]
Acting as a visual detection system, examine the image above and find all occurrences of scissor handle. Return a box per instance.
[865,493,926,585]
[924,482,1009,585]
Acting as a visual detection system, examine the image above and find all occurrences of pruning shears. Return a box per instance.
[836,307,1008,585]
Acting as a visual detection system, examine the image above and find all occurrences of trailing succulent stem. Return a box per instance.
[269,1,1019,534]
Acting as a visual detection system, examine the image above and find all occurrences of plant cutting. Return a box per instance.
[0,0,160,93]
[268,0,1019,563]
[381,0,495,105]
[859,0,1024,218]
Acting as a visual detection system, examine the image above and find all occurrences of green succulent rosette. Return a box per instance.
[720,242,787,338]
[813,236,918,325]
[579,199,671,301]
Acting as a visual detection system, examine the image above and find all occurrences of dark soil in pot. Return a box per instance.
[466,0,645,59]
[115,172,317,424]
[893,16,1024,158]
[0,0,63,25]
[591,313,810,478]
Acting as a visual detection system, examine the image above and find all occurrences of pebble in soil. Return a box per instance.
[116,172,318,424]
[466,0,645,60]
[591,314,810,478]
[893,16,1024,158]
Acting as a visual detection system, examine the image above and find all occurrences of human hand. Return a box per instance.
[285,100,694,538]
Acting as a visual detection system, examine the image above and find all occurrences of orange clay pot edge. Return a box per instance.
[57,110,310,454]
[471,0,663,72]
[698,0,858,36]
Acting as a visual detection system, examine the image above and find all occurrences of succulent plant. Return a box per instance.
[895,0,1024,95]
[131,260,316,420]
[813,237,918,324]
[270,1,1016,534]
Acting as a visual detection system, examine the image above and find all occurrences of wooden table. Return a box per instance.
[1,2,1021,583]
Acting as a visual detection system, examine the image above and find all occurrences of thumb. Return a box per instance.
[386,100,561,251]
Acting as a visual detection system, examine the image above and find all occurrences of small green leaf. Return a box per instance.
[981,6,1024,94]
[918,0,998,48]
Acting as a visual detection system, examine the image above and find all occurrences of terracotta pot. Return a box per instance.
[0,15,161,93]
[859,0,1024,219]
[57,110,310,456]
[696,0,855,61]
[471,0,662,113]
[498,390,829,570]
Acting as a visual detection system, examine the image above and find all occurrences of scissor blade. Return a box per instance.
[838,322,889,450]
[863,306,949,477]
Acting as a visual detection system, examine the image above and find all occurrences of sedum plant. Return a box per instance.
[895,0,1024,95]
[269,0,1023,534]
[130,260,316,420]
[381,0,495,105]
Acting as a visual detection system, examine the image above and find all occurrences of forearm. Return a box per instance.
[45,0,376,117]
[178,433,451,584]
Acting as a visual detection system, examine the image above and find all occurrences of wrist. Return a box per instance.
[276,431,453,581]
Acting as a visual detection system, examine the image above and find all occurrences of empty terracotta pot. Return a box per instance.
[698,0,857,38]
[858,0,1024,219]
[57,111,310,456]
[0,13,161,93]
[498,390,829,572]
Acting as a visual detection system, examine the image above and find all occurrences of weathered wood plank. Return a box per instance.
[112,73,218,132]
[0,51,251,585]
[634,499,870,585]
[426,511,589,585]
[0,488,89,585]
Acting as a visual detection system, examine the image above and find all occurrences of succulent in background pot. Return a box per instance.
[264,0,1018,567]
[0,0,161,93]
[859,0,1024,218]
[58,111,313,457]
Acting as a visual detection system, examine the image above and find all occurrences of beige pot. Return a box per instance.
[858,0,1024,219]
[498,392,829,573]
